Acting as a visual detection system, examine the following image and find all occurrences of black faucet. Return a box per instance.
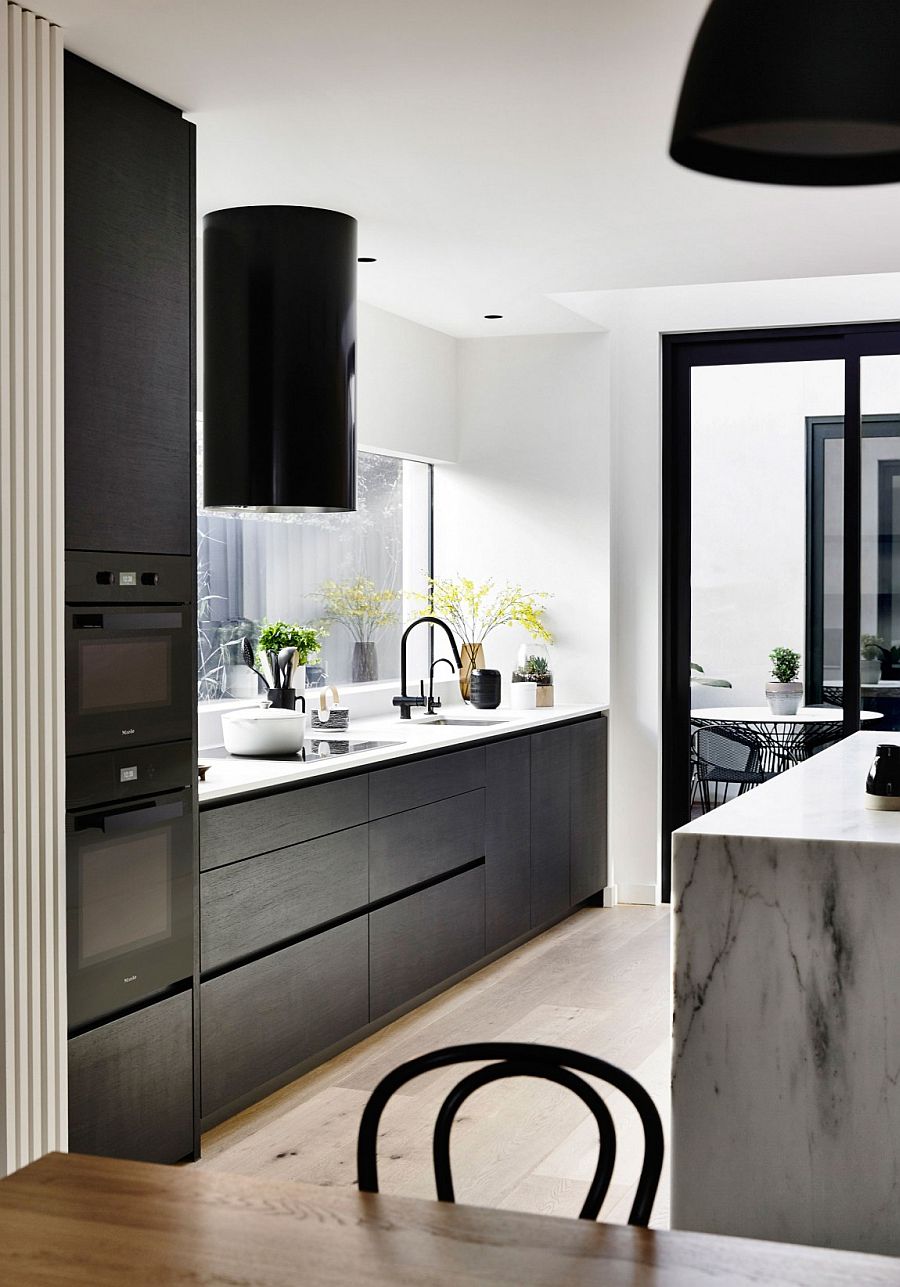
[393,616,462,719]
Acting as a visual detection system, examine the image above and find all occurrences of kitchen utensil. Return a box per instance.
[221,707,307,756]
[267,650,281,688]
[277,646,297,689]
[241,636,267,686]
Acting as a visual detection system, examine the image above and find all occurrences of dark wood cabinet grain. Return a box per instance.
[369,867,486,1020]
[368,746,485,820]
[569,718,608,905]
[201,824,369,973]
[368,790,485,902]
[64,54,195,555]
[530,726,571,926]
[200,775,368,870]
[201,919,368,1116]
[485,736,532,952]
[68,991,193,1164]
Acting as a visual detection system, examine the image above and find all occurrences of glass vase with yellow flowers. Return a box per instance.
[413,577,552,699]
[317,576,399,683]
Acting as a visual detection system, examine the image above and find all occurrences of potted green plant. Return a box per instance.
[512,646,554,708]
[766,646,802,715]
[861,635,884,685]
[256,621,324,693]
[414,576,552,699]
[317,576,398,683]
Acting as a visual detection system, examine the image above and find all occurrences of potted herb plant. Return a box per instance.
[414,576,552,699]
[317,576,399,683]
[766,646,802,715]
[256,621,324,693]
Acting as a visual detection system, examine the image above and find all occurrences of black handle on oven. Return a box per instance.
[72,611,183,631]
[69,798,185,835]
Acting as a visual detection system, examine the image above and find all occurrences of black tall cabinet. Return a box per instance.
[64,54,197,1163]
[65,54,195,556]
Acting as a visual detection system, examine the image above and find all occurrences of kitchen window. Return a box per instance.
[198,449,432,700]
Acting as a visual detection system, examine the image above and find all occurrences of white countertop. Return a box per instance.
[199,702,607,804]
[678,729,900,845]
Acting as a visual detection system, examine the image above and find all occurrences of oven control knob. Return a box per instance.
[95,570,115,586]
[141,572,159,586]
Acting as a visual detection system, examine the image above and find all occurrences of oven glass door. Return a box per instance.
[67,791,193,1031]
[66,605,194,754]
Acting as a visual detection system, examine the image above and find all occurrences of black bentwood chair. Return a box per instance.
[356,1042,664,1225]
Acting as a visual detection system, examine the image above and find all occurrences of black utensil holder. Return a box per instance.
[470,669,501,709]
[267,688,296,711]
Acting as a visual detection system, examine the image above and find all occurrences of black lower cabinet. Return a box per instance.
[485,736,531,952]
[201,918,368,1117]
[369,867,486,1020]
[530,726,571,926]
[68,991,193,1163]
[570,717,608,905]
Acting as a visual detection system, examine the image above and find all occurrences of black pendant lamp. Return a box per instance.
[670,0,900,186]
[203,205,357,512]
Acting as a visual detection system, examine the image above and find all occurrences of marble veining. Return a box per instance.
[673,738,900,1255]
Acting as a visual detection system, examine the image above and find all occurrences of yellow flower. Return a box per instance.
[409,576,552,647]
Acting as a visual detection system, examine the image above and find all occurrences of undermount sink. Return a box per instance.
[416,717,507,727]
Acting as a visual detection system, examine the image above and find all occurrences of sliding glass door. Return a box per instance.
[662,325,900,901]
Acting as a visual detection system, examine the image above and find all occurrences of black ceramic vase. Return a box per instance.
[469,669,501,709]
[865,743,900,810]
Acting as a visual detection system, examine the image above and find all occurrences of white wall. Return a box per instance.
[357,302,458,463]
[559,271,900,904]
[433,332,610,705]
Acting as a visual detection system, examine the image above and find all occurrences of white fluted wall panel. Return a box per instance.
[0,1,66,1174]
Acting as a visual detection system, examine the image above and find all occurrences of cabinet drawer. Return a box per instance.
[201,918,368,1116]
[368,746,485,820]
[369,790,484,902]
[201,824,369,972]
[200,774,368,870]
[369,866,485,1020]
[68,991,193,1164]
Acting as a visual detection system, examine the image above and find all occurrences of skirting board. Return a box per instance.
[615,882,660,906]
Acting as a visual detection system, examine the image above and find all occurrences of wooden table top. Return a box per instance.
[3,1154,900,1285]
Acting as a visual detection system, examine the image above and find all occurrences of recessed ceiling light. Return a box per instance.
[357,256,377,263]
[484,314,503,319]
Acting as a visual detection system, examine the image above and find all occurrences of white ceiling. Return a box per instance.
[47,0,900,337]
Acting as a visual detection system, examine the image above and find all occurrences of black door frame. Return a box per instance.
[661,321,900,903]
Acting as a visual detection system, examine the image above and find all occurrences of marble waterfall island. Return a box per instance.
[672,731,900,1257]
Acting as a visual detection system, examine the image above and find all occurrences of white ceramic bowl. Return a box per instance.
[221,708,307,756]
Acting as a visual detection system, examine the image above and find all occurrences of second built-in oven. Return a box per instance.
[66,551,194,756]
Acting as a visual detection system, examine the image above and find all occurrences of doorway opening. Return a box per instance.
[661,323,900,901]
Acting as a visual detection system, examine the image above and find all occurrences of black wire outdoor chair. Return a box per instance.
[691,726,775,811]
[356,1041,664,1225]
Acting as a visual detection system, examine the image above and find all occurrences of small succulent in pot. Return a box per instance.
[513,645,554,707]
[766,645,802,716]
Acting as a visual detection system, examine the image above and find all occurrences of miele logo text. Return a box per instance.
[121,728,135,736]
[123,975,137,984]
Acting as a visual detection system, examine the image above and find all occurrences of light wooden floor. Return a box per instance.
[200,904,673,1228]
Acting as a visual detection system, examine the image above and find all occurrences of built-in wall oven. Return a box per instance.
[65,551,195,1032]
[65,551,194,756]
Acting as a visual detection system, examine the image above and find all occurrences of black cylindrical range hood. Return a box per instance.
[203,205,357,512]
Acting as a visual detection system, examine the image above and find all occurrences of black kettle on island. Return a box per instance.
[865,744,900,810]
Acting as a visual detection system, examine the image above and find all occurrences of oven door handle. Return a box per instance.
[69,798,185,835]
